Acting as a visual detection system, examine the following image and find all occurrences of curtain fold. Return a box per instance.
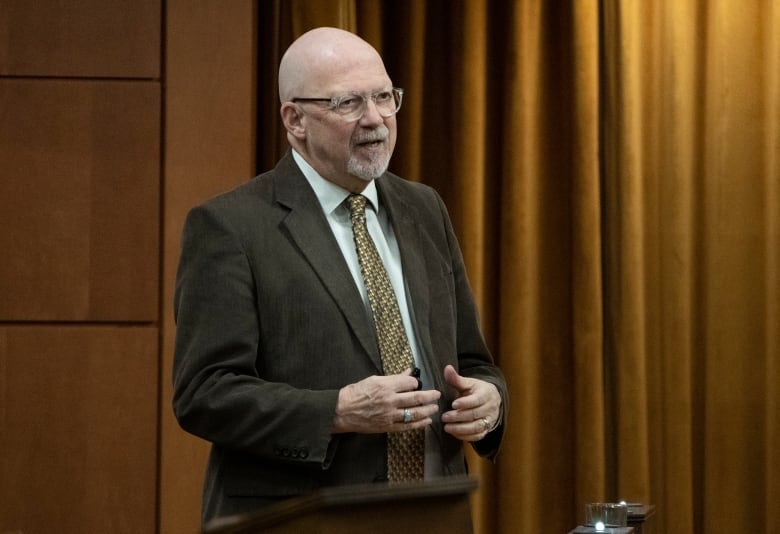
[495,1,547,530]
[600,0,653,505]
[649,2,699,532]
[569,0,606,516]
[701,2,770,531]
[765,4,780,530]
[255,2,780,532]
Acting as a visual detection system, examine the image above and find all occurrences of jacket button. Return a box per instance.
[300,449,309,459]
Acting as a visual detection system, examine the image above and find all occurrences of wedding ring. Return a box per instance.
[403,408,412,423]
[481,417,490,431]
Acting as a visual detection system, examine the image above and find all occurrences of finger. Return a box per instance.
[443,419,490,442]
[397,388,441,407]
[478,415,493,433]
[400,407,414,424]
[392,411,435,432]
[452,380,500,411]
[442,404,499,432]
[396,401,439,426]
[388,371,424,393]
[441,404,481,423]
[443,364,466,390]
[450,394,482,412]
[398,401,440,422]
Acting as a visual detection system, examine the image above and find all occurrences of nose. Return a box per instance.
[359,98,385,125]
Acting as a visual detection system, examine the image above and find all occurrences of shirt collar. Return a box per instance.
[292,149,379,215]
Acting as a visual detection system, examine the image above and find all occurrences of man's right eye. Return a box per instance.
[338,96,361,112]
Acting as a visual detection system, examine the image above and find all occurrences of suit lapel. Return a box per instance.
[376,179,436,385]
[378,179,449,449]
[273,157,382,372]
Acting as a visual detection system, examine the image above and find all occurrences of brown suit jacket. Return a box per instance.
[173,152,507,523]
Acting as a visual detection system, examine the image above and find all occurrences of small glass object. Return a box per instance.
[585,502,628,528]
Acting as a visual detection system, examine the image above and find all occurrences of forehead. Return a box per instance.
[308,51,392,95]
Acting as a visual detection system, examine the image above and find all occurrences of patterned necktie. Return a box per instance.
[347,194,424,482]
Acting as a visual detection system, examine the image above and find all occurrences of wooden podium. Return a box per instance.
[202,476,477,534]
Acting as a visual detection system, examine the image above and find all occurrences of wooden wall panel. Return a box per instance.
[0,1,259,532]
[160,2,256,533]
[0,79,160,321]
[0,0,160,78]
[0,326,158,534]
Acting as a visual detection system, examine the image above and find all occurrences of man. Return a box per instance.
[173,27,508,524]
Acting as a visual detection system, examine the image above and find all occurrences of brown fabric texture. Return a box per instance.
[256,1,780,532]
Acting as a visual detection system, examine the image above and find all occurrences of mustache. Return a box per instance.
[353,126,389,144]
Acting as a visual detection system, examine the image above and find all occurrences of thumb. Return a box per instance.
[443,364,467,392]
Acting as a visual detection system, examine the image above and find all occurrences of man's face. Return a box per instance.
[298,72,398,191]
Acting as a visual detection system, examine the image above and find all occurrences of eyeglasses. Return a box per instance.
[292,88,404,122]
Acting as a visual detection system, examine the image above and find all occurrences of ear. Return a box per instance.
[280,102,306,140]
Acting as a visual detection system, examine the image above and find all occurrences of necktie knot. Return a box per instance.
[347,194,367,223]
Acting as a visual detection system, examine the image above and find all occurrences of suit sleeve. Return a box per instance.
[434,191,509,460]
[172,203,340,466]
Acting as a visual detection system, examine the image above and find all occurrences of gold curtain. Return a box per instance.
[257,1,780,532]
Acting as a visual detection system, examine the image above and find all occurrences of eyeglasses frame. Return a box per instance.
[291,87,404,121]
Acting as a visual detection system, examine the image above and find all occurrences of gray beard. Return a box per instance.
[347,152,390,181]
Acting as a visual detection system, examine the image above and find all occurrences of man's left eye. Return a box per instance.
[375,92,393,102]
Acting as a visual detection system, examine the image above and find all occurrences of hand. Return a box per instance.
[333,369,441,434]
[441,364,502,442]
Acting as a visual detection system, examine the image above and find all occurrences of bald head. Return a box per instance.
[277,27,398,192]
[278,27,390,102]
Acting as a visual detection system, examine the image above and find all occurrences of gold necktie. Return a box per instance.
[347,194,424,482]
